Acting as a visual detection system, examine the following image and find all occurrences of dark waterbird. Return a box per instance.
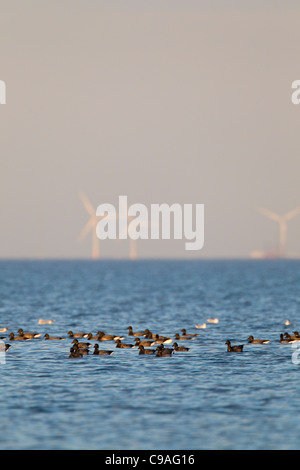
[279,334,292,343]
[17,329,41,339]
[69,347,83,358]
[174,333,192,341]
[138,345,156,355]
[44,333,65,340]
[93,344,114,355]
[9,332,28,341]
[127,326,146,337]
[173,342,190,352]
[225,340,244,352]
[68,330,89,338]
[156,344,174,356]
[284,332,300,341]
[72,343,89,355]
[181,329,200,337]
[97,331,124,341]
[247,335,269,344]
[115,339,135,349]
[134,337,155,347]
[72,339,92,349]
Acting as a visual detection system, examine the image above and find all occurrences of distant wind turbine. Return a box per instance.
[257,206,300,257]
[78,190,100,259]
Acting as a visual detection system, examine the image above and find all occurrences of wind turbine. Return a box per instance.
[78,190,100,259]
[257,206,300,257]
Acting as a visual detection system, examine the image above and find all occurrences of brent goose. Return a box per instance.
[247,335,269,344]
[173,342,190,352]
[115,339,135,348]
[69,347,83,358]
[72,339,91,348]
[97,331,124,341]
[72,343,89,355]
[68,330,89,338]
[280,334,292,343]
[9,332,28,341]
[225,340,244,352]
[138,345,156,355]
[44,333,65,340]
[17,329,41,339]
[127,326,146,337]
[181,329,200,337]
[93,344,114,355]
[174,333,192,341]
[134,337,155,347]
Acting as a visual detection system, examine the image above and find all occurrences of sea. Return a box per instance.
[0,259,300,450]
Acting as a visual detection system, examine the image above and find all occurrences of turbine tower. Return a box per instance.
[78,190,100,259]
[257,206,300,257]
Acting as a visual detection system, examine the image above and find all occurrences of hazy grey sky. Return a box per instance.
[1,1,300,259]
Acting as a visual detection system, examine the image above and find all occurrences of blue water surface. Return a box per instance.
[0,259,300,450]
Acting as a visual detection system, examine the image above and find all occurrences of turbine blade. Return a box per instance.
[284,207,300,221]
[77,218,94,241]
[257,207,282,222]
[78,190,95,216]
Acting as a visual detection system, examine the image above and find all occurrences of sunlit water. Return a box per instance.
[1,259,300,450]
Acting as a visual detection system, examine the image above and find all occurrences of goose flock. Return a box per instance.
[0,324,202,358]
[1,321,299,358]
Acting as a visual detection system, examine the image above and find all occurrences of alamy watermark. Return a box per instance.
[291,342,300,365]
[96,196,204,251]
[0,80,6,104]
[291,80,300,105]
[0,340,7,364]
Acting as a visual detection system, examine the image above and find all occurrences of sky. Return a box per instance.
[1,1,300,259]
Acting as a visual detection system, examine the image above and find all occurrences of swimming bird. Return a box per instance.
[173,342,190,352]
[93,344,114,355]
[0,327,8,333]
[143,329,157,339]
[207,318,219,324]
[44,333,65,340]
[127,326,146,337]
[134,337,155,347]
[174,333,192,341]
[153,334,173,344]
[69,347,83,358]
[115,339,135,348]
[68,330,89,338]
[283,332,300,342]
[0,343,11,352]
[72,343,89,355]
[247,335,269,344]
[195,323,206,329]
[72,339,92,348]
[156,345,174,357]
[279,334,292,343]
[17,329,41,339]
[156,344,173,354]
[97,331,125,341]
[138,345,156,355]
[181,329,200,337]
[225,340,244,352]
[86,333,99,340]
[38,319,54,325]
[9,332,28,341]
[286,331,300,340]
[144,329,168,340]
